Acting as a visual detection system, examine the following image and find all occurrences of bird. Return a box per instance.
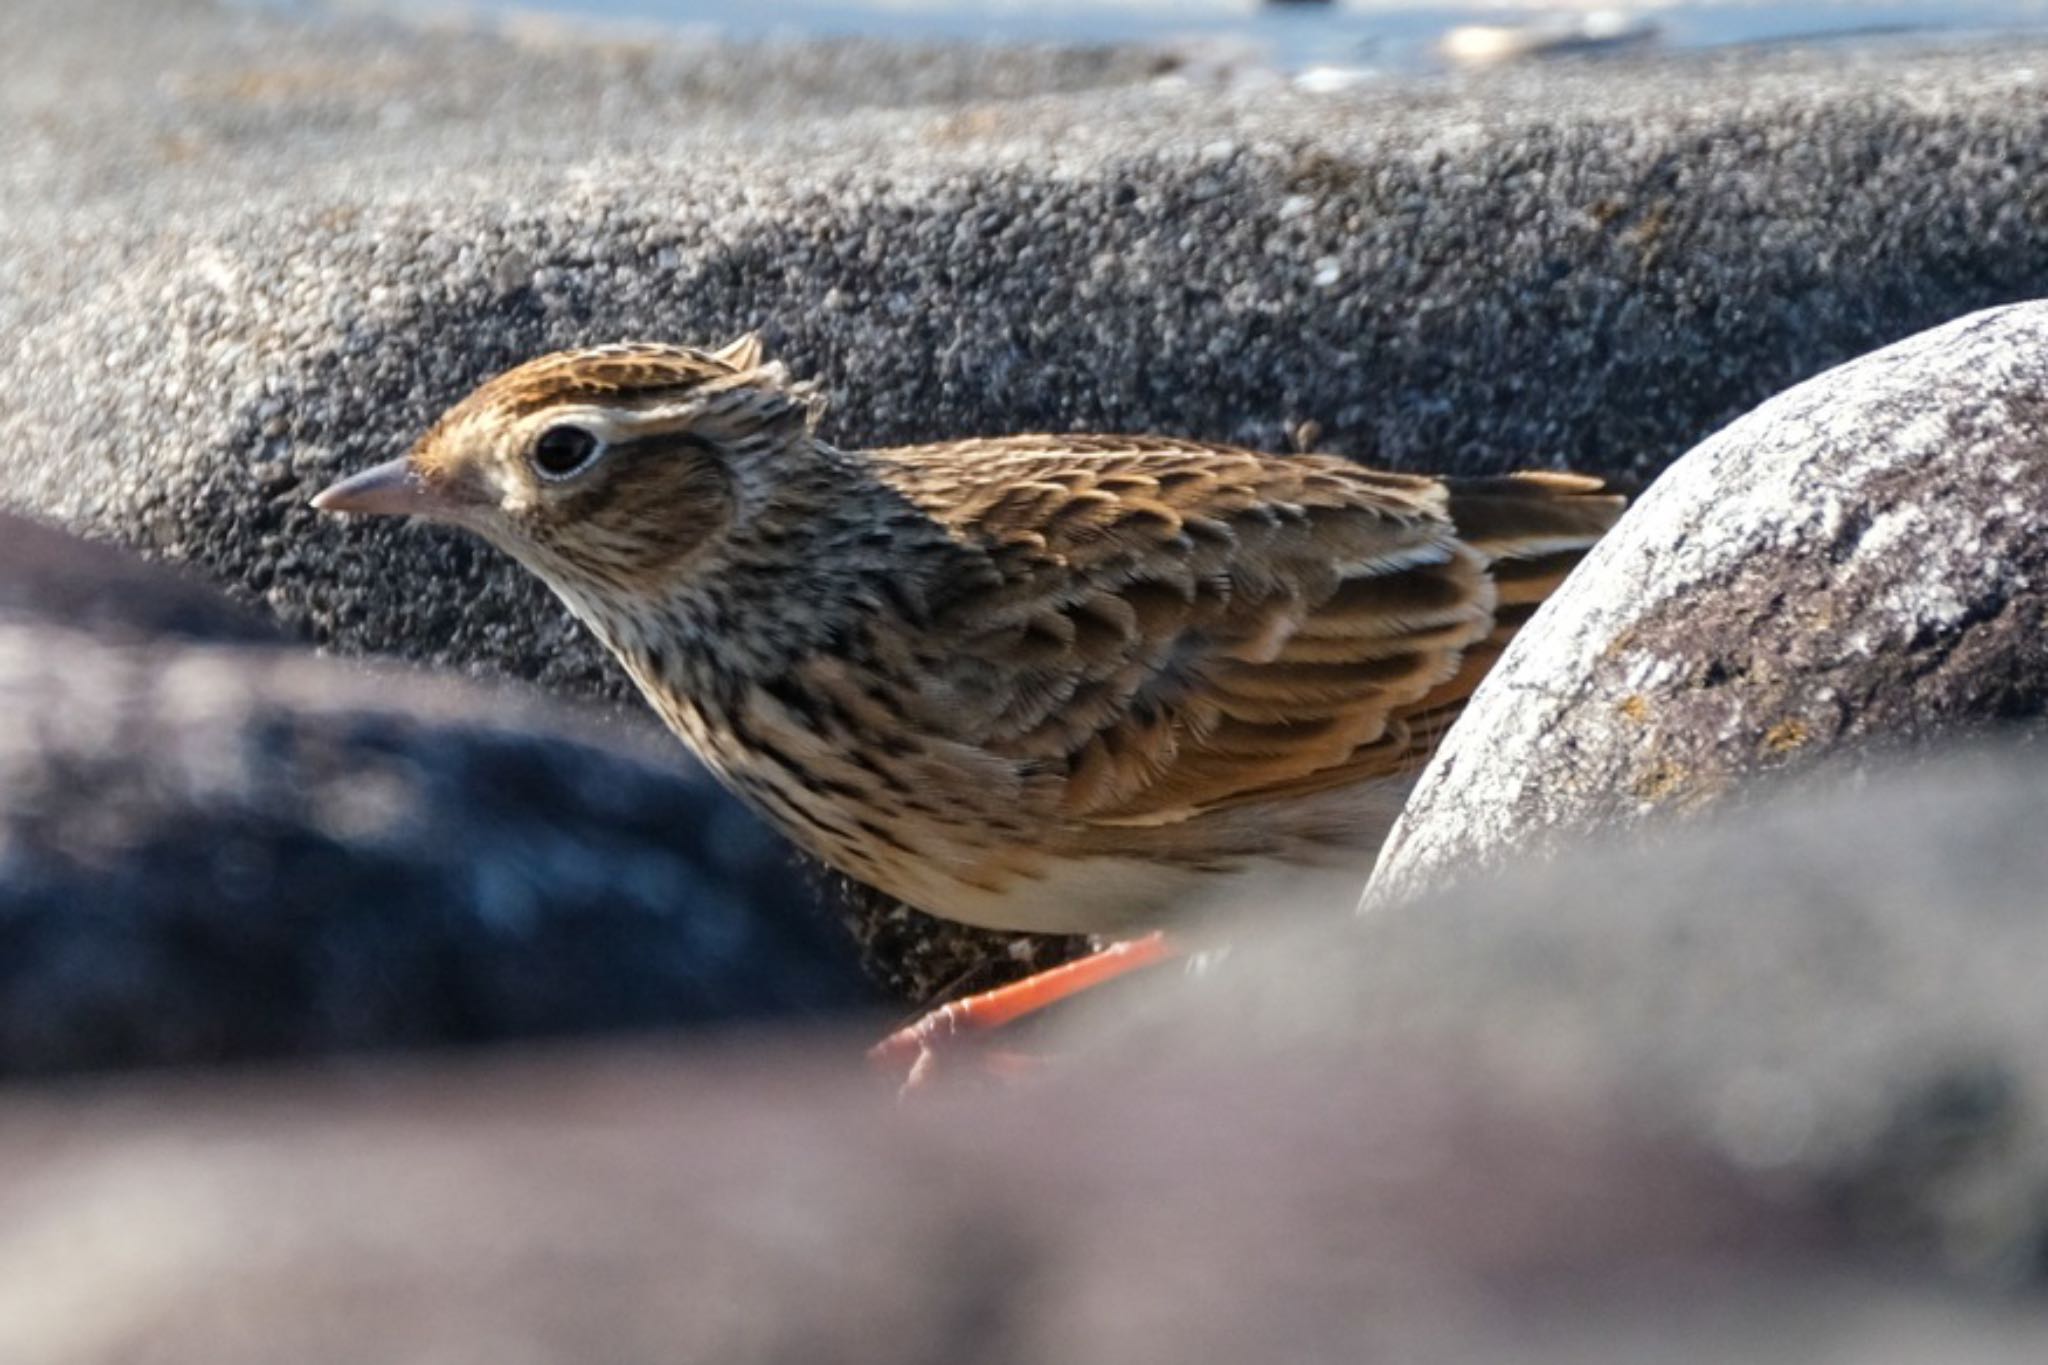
[314,336,1628,1080]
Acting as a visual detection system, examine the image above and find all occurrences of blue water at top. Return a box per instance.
[274,0,2048,73]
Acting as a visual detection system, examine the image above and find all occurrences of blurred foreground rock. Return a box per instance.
[0,522,868,1076]
[10,755,2048,1361]
[1130,752,2048,1287]
[11,0,2048,995]
[1370,303,2048,904]
[0,510,279,645]
[0,1049,1852,1365]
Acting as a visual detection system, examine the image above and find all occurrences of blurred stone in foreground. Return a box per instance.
[11,755,2048,1359]
[1126,751,2048,1288]
[0,1048,1831,1365]
[1371,303,2048,906]
[0,510,277,645]
[0,523,869,1076]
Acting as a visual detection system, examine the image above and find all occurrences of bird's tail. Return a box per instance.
[1384,472,1635,759]
[1443,470,1635,638]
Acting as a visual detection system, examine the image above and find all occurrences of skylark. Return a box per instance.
[316,337,1627,1073]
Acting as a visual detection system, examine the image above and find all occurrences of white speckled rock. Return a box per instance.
[1367,302,2048,908]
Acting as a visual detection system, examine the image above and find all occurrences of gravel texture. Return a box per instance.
[14,755,2048,1360]
[10,0,2048,990]
[1369,303,2048,904]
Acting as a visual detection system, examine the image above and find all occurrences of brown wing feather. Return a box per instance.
[1230,471,1631,813]
[885,440,1627,832]
[1241,472,1631,811]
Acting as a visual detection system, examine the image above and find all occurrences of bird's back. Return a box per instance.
[822,435,1629,931]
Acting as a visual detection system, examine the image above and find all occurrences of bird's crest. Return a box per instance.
[469,334,782,416]
[411,332,822,480]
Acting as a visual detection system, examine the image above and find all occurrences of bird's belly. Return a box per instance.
[882,851,1199,936]
[709,750,1381,935]
[633,676,1383,936]
[870,845,1376,937]
[703,761,1358,935]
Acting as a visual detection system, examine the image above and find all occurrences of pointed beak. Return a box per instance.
[312,457,462,521]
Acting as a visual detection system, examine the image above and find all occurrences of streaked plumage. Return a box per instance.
[315,338,1627,934]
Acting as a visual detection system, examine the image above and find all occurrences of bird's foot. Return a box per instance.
[868,931,1175,1097]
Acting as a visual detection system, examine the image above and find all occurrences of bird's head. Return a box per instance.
[313,335,818,598]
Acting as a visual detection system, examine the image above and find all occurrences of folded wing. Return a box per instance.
[895,437,1628,832]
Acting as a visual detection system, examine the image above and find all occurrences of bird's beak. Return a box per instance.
[311,457,463,521]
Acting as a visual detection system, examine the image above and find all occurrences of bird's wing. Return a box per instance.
[887,437,1628,828]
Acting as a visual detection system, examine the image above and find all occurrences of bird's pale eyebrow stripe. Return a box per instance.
[497,380,710,420]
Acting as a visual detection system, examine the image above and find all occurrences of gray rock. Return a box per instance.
[0,1048,1867,1365]
[1107,751,2048,1288]
[14,757,2048,1361]
[0,618,871,1076]
[0,514,871,1069]
[0,511,278,645]
[1369,303,2048,905]
[14,0,2048,992]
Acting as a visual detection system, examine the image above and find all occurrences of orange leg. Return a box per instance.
[868,931,1177,1091]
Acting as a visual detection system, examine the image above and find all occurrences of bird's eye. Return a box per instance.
[532,425,601,479]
